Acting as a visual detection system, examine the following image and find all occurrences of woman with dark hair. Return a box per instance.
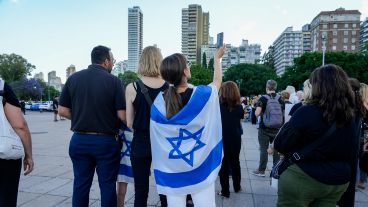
[274,64,360,206]
[149,45,225,207]
[218,81,244,198]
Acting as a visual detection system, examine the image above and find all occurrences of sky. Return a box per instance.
[0,0,367,83]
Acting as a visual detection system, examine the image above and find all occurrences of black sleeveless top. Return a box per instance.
[133,80,169,134]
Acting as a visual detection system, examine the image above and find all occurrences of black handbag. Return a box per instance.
[271,122,337,179]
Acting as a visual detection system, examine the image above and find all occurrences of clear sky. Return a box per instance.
[0,0,367,83]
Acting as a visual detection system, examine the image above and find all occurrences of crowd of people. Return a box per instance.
[0,43,368,207]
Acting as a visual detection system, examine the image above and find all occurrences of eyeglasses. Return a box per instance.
[113,59,116,64]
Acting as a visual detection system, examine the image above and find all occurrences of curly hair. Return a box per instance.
[308,64,355,126]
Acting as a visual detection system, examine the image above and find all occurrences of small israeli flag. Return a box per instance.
[150,84,223,195]
[117,123,134,183]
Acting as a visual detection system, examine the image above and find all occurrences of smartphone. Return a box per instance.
[216,32,224,48]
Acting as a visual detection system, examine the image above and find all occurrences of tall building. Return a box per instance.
[361,17,368,51]
[128,6,143,71]
[182,4,210,64]
[66,64,76,80]
[48,71,62,92]
[273,27,303,76]
[310,8,361,52]
[34,72,44,82]
[302,24,311,53]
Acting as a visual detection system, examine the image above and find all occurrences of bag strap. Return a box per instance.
[291,122,337,162]
[136,79,153,106]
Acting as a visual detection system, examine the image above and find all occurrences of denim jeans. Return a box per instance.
[69,133,120,207]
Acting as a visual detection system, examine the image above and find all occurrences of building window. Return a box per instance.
[344,23,349,28]
[352,30,356,35]
[333,24,338,29]
[353,23,357,28]
[344,31,348,36]
[352,38,356,43]
[352,45,356,50]
[333,31,337,36]
[344,38,348,43]
[333,38,337,43]
[332,46,336,51]
[343,45,348,50]
[323,24,328,29]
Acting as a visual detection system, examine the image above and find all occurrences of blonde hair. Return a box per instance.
[138,46,162,77]
[360,83,368,103]
[303,79,312,102]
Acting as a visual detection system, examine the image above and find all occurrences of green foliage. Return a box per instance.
[277,51,368,90]
[189,64,213,85]
[208,58,214,71]
[224,64,277,96]
[202,52,207,69]
[0,54,35,82]
[118,71,138,86]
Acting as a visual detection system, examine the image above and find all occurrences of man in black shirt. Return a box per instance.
[59,45,126,207]
[52,96,58,121]
[252,80,283,177]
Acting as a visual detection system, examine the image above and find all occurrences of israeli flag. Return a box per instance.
[150,84,223,195]
[117,123,134,183]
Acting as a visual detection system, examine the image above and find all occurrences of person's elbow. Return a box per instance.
[11,118,28,132]
[58,106,71,118]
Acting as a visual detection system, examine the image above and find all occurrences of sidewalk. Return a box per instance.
[16,112,368,206]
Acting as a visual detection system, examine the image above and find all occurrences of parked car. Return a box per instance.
[25,102,32,110]
[39,101,53,111]
[30,102,41,111]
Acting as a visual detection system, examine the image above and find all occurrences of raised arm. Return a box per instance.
[212,45,225,90]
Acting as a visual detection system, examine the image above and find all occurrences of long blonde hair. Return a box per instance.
[138,46,163,77]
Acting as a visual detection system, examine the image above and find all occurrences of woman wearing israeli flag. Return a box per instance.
[150,44,225,207]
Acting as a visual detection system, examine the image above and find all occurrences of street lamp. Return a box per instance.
[321,34,327,66]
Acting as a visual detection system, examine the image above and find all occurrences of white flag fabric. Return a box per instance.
[150,84,223,195]
[117,123,134,183]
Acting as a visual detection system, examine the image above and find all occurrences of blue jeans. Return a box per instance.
[69,133,120,207]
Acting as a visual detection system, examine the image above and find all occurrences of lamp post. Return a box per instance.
[321,34,326,66]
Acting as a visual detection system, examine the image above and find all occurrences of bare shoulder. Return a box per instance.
[126,82,137,100]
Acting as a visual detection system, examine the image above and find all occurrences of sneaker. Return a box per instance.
[251,170,265,177]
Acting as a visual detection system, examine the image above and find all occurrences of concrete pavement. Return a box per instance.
[15,111,368,206]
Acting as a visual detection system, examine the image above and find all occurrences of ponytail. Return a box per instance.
[164,85,182,119]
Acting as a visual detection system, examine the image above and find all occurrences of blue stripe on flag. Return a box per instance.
[119,164,134,177]
[154,140,222,188]
[151,85,212,125]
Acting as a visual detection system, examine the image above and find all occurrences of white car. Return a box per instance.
[39,101,53,111]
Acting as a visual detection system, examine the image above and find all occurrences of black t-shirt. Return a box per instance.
[179,87,194,106]
[256,93,284,129]
[220,104,244,151]
[274,104,359,185]
[1,83,21,108]
[59,64,126,135]
[52,99,58,110]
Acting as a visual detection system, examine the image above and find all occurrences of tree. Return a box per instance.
[202,52,207,69]
[261,45,275,69]
[189,64,213,85]
[0,54,35,82]
[8,78,45,101]
[208,58,214,71]
[224,64,277,96]
[277,51,368,90]
[118,71,138,86]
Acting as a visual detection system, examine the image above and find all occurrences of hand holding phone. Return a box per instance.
[216,32,224,48]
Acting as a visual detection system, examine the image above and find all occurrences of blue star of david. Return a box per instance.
[119,130,132,157]
[166,127,206,167]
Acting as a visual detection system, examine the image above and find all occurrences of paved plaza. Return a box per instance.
[15,111,368,207]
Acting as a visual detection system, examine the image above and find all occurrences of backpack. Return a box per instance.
[262,94,283,129]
